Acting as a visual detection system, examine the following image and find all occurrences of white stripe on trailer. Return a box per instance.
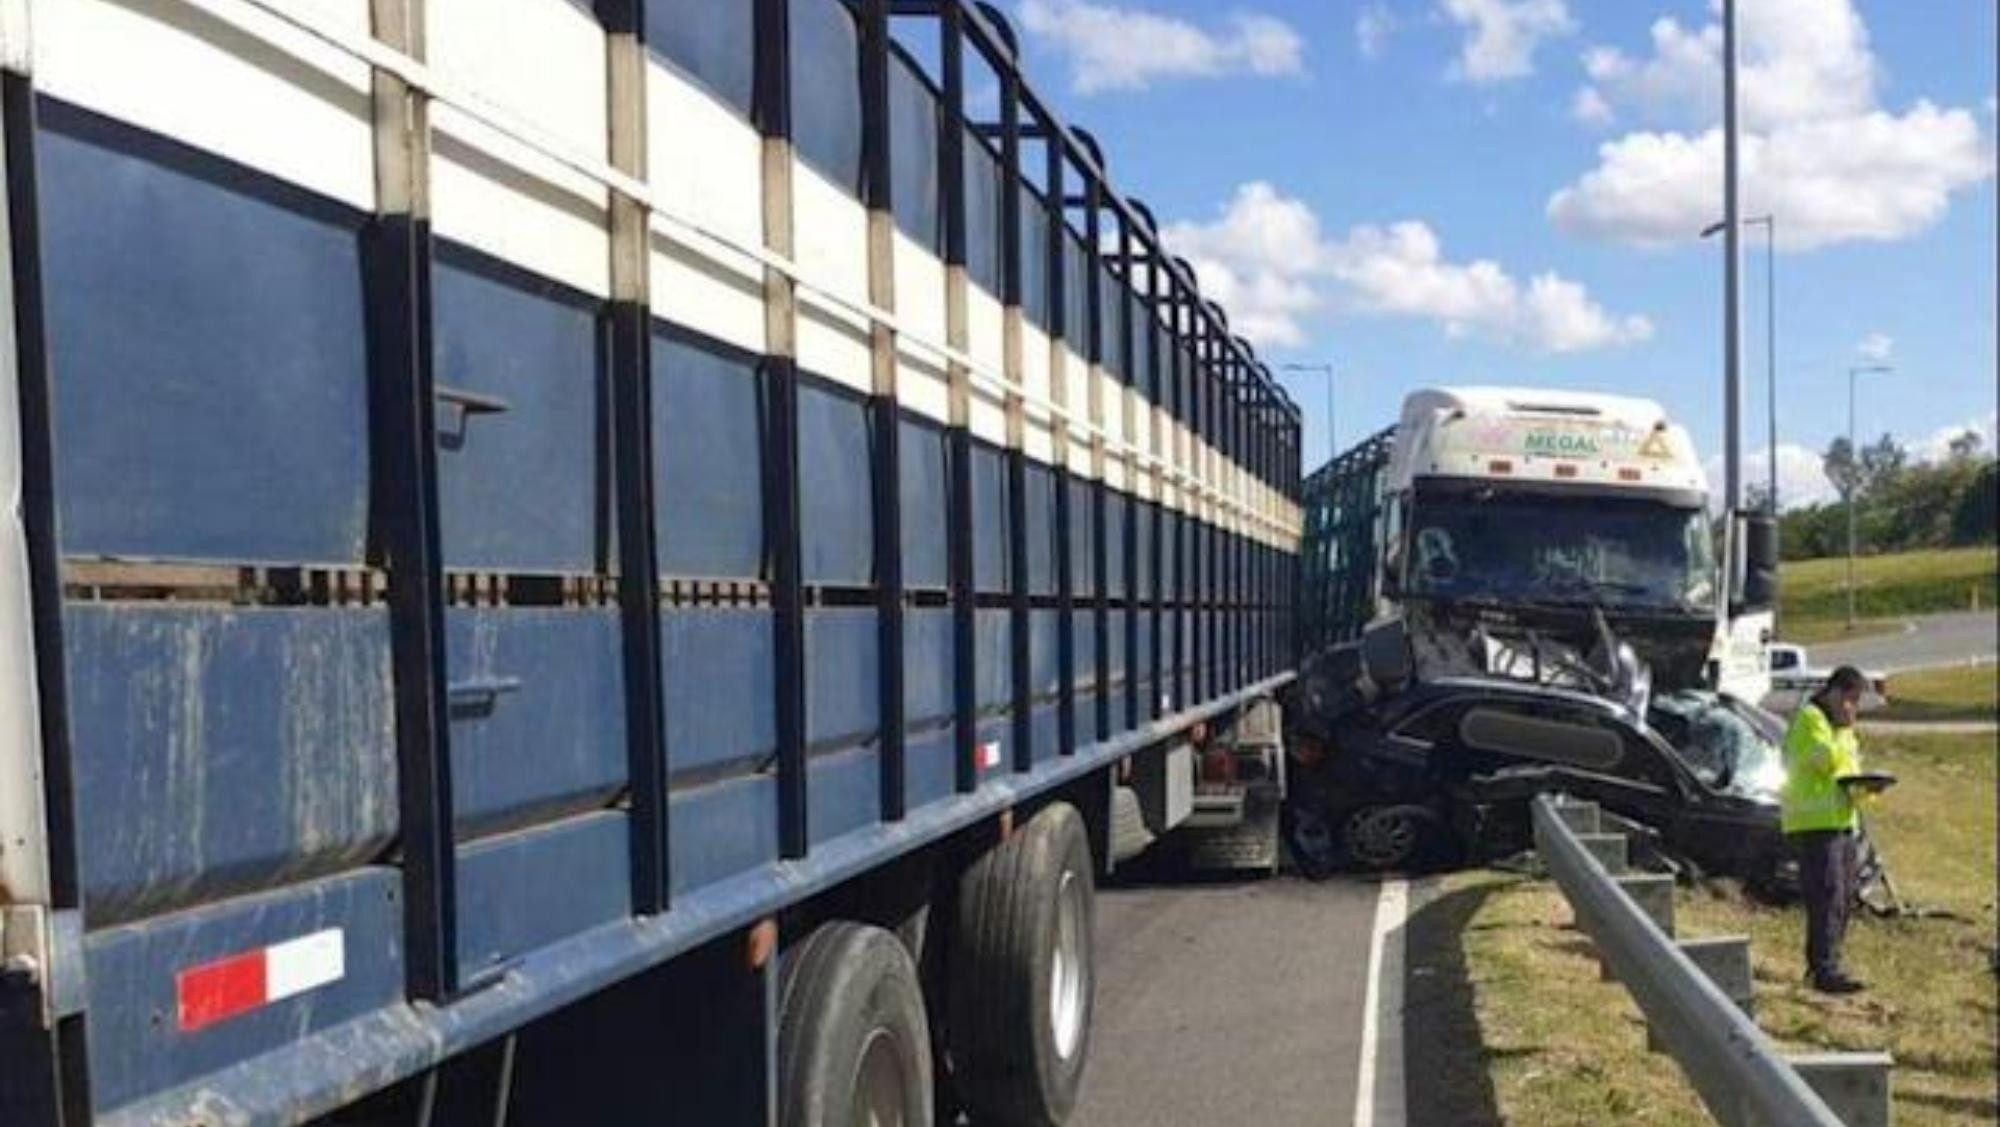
[263,927,347,1002]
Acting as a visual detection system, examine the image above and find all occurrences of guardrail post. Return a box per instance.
[1781,1053,1894,1127]
[1600,873,1675,980]
[1575,833,1628,874]
[1650,936,1753,1052]
[1615,874,1675,933]
[1553,799,1601,835]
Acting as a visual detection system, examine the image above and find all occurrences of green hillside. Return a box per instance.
[1779,546,1995,642]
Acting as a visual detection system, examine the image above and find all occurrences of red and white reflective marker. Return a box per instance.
[977,740,1002,770]
[176,928,345,1033]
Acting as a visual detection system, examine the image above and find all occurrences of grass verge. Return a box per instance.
[1876,662,1999,722]
[1436,732,1997,1125]
[1780,547,1996,642]
[1779,616,1904,647]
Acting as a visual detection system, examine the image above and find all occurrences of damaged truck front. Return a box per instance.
[1285,387,1790,888]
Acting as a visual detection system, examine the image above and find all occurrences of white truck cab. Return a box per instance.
[1374,387,1774,699]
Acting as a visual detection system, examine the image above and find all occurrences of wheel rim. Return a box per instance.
[850,1029,907,1127]
[1049,869,1087,1062]
[1347,808,1418,869]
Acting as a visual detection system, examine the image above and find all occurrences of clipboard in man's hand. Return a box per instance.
[1837,771,1897,794]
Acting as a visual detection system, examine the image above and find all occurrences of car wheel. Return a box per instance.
[1341,804,1441,871]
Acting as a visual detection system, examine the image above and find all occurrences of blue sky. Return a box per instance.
[998,0,1996,505]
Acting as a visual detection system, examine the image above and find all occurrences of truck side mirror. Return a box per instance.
[1731,512,1779,613]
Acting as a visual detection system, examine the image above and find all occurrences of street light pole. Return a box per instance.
[1721,0,1744,520]
[1845,363,1892,628]
[1278,362,1336,464]
[1701,213,1777,511]
[1763,215,1777,513]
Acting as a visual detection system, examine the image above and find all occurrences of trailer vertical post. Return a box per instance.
[997,52,1032,774]
[939,1,979,792]
[753,0,809,858]
[1145,251,1163,719]
[1116,218,1137,731]
[1048,131,1076,757]
[366,0,460,1001]
[858,0,907,819]
[0,20,94,1119]
[602,0,671,913]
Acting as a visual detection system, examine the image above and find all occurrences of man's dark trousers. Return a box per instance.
[1792,829,1855,980]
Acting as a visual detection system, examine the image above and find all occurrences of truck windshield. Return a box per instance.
[1406,492,1715,611]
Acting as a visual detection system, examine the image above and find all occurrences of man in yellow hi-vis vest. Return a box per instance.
[1781,666,1870,994]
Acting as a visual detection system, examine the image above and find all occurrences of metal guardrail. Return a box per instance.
[1531,794,1892,1127]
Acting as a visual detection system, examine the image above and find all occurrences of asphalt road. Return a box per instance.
[1070,874,1385,1127]
[1809,610,1996,673]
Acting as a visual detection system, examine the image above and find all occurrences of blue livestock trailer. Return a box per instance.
[0,1,1301,1123]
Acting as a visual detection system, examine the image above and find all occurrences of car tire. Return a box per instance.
[948,802,1095,1127]
[779,922,935,1127]
[1340,803,1449,872]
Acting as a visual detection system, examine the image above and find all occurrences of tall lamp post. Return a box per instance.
[1278,362,1336,464]
[1845,363,1892,628]
[1702,214,1777,513]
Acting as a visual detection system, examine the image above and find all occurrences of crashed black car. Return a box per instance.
[1284,673,1794,895]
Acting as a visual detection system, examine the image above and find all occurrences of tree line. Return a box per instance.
[1764,429,1997,561]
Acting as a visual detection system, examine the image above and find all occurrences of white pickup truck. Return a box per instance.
[1766,643,1889,708]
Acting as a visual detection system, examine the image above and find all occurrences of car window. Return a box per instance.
[1770,648,1799,671]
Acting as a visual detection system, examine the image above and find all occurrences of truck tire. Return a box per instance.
[779,922,935,1127]
[948,802,1095,1126]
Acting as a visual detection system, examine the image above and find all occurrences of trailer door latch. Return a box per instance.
[1,906,87,1027]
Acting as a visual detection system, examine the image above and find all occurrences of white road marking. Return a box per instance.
[1353,878,1409,1127]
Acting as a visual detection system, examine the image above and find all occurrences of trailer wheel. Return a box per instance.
[948,802,1095,1127]
[779,922,934,1127]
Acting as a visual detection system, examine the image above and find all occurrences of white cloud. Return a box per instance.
[1439,0,1575,83]
[1855,331,1893,363]
[1571,85,1613,126]
[1549,104,1992,249]
[1163,181,1652,353]
[1707,443,1839,510]
[1579,0,1876,132]
[1914,411,1998,463]
[1356,3,1395,60]
[1018,0,1304,94]
[1552,0,1994,249]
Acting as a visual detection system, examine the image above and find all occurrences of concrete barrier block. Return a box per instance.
[1576,833,1629,874]
[1786,1052,1894,1127]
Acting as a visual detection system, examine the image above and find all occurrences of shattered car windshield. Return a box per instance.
[1406,492,1715,611]
[1648,692,1786,800]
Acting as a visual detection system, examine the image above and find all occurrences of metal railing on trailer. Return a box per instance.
[1531,795,1894,1126]
[1295,425,1393,657]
